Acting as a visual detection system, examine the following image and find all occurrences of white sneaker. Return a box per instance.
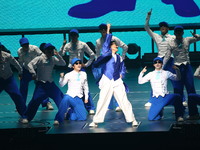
[132,120,139,127]
[144,102,151,107]
[89,122,98,127]
[89,110,95,115]
[53,120,59,125]
[20,118,29,124]
[177,117,184,122]
[182,101,188,107]
[46,102,54,110]
[115,107,122,112]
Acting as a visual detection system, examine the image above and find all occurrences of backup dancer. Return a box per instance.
[89,24,138,127]
[54,58,89,125]
[138,57,184,121]
[25,43,66,122]
[163,26,200,112]
[0,42,28,123]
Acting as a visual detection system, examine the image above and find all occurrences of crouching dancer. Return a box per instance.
[138,57,184,122]
[54,58,88,125]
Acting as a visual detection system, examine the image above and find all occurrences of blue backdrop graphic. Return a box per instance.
[0,0,200,57]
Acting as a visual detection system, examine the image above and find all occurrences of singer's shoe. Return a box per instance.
[68,0,136,19]
[162,0,200,17]
[89,122,98,127]
[132,120,139,127]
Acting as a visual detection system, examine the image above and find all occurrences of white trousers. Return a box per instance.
[93,79,136,123]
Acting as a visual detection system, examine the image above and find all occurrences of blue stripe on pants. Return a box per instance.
[55,95,87,123]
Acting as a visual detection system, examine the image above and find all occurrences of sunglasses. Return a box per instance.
[74,61,82,65]
[153,60,162,64]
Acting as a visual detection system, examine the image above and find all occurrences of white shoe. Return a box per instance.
[182,101,188,107]
[144,102,151,107]
[53,120,59,125]
[115,107,122,112]
[177,117,184,122]
[20,118,29,124]
[89,110,95,115]
[89,122,98,127]
[46,102,54,110]
[132,120,139,127]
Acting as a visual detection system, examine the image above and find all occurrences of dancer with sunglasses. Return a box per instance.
[59,29,96,115]
[54,58,89,125]
[138,57,184,121]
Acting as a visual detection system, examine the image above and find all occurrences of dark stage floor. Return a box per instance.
[1,67,200,148]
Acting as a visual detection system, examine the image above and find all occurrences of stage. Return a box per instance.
[1,67,200,149]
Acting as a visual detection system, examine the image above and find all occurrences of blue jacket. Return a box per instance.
[92,34,126,83]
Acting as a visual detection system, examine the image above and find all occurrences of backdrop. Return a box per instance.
[0,0,200,57]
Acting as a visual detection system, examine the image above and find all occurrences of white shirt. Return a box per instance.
[59,70,89,100]
[17,45,42,70]
[95,36,128,59]
[138,69,180,98]
[0,51,23,79]
[145,14,175,57]
[164,35,200,66]
[27,53,66,83]
[59,40,95,68]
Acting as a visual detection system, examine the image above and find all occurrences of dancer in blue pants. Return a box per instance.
[0,43,28,123]
[54,58,89,125]
[25,43,66,122]
[138,57,184,121]
[163,26,200,107]
[18,38,53,110]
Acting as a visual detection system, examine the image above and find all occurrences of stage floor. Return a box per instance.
[1,67,200,148]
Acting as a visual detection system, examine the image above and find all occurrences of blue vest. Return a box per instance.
[104,54,121,81]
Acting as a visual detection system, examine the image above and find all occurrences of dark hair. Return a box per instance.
[110,41,116,47]
[39,43,46,53]
[98,23,107,30]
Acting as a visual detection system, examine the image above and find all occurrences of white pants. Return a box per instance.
[93,78,136,123]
